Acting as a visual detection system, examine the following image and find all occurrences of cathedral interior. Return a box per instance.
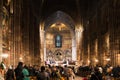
[0,0,120,67]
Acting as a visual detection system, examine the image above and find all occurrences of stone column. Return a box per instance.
[95,39,98,59]
[72,32,76,61]
[75,26,84,61]
[13,0,22,66]
[44,33,46,62]
[40,28,45,65]
[87,44,90,65]
[21,0,31,65]
[108,0,119,66]
[0,0,3,62]
[76,30,80,61]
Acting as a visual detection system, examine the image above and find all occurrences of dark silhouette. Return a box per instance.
[14,62,24,80]
[6,66,15,80]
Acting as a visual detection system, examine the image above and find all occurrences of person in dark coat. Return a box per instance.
[6,66,15,80]
[112,65,120,79]
[14,62,24,80]
[37,66,50,80]
[90,67,103,80]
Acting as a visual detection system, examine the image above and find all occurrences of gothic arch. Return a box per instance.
[44,11,75,33]
[40,11,77,61]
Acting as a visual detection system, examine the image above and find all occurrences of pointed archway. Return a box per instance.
[44,11,75,32]
[40,11,77,64]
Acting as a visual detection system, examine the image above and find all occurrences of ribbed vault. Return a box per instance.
[44,11,75,32]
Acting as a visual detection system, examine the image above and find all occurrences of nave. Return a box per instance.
[0,0,120,80]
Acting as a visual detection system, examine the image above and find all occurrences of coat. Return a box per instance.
[22,68,30,80]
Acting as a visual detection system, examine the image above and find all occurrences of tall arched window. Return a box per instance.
[55,35,62,48]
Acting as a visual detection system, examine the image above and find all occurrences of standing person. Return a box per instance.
[68,68,75,80]
[14,62,24,80]
[22,65,30,80]
[51,66,62,80]
[0,65,4,80]
[63,65,72,80]
[6,66,15,80]
[90,67,103,80]
[37,66,50,80]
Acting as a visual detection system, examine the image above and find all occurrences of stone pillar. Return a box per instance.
[9,14,14,65]
[72,33,76,61]
[29,16,35,65]
[13,0,22,66]
[21,0,31,65]
[94,39,98,65]
[44,32,46,61]
[0,0,3,62]
[40,28,45,65]
[95,39,98,58]
[87,44,90,65]
[75,26,84,62]
[76,30,80,61]
[108,0,119,66]
[90,40,96,66]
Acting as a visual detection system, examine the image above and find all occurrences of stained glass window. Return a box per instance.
[55,35,62,48]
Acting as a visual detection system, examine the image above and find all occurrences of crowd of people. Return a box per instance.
[77,64,120,80]
[0,62,75,80]
[0,61,120,80]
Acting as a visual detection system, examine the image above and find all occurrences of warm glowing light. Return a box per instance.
[106,58,111,61]
[51,22,66,31]
[19,57,23,60]
[79,26,84,32]
[88,60,90,63]
[95,59,98,62]
[1,54,8,58]
[110,66,113,69]
[76,24,84,32]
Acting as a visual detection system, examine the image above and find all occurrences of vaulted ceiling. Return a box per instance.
[30,0,101,25]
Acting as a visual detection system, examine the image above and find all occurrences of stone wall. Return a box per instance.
[0,0,3,62]
[46,31,72,61]
[83,0,120,66]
